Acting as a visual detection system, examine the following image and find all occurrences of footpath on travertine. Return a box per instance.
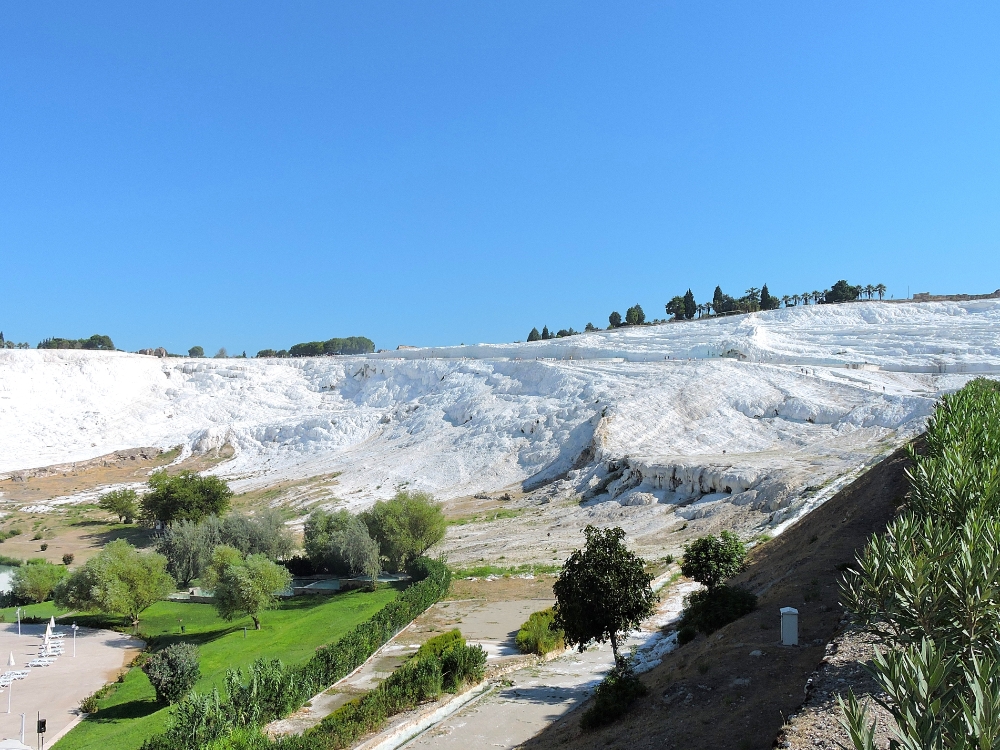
[267,596,556,737]
[0,623,140,746]
[396,573,696,750]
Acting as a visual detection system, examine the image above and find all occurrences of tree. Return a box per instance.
[625,304,645,326]
[54,539,175,628]
[82,334,115,350]
[155,519,219,587]
[666,296,686,321]
[552,525,656,660]
[214,348,228,358]
[608,311,622,329]
[219,511,293,560]
[713,286,725,313]
[760,284,778,311]
[585,322,596,332]
[826,279,862,303]
[541,325,551,340]
[744,287,761,312]
[210,551,292,629]
[142,471,233,525]
[304,509,380,577]
[681,531,747,591]
[361,491,447,572]
[188,346,204,358]
[791,294,801,306]
[12,561,67,603]
[527,327,541,342]
[875,283,887,301]
[781,295,791,308]
[98,488,139,523]
[143,643,201,704]
[683,290,696,320]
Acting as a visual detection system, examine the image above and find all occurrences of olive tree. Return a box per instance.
[54,539,175,628]
[552,525,656,660]
[361,492,446,572]
[12,561,67,603]
[207,547,291,629]
[98,488,139,524]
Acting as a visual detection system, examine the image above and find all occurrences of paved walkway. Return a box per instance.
[398,576,698,750]
[0,623,141,745]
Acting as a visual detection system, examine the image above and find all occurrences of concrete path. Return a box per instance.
[398,576,698,750]
[0,623,141,746]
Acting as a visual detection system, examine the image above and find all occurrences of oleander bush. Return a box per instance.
[143,643,202,705]
[839,378,1000,749]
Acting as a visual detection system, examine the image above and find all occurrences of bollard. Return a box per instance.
[780,607,798,646]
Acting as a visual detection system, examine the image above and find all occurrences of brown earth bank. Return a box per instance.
[520,439,922,750]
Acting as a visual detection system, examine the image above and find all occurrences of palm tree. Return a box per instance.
[864,284,874,300]
[875,283,886,301]
[745,288,760,312]
[781,295,791,308]
[812,290,821,304]
[791,294,801,306]
[802,292,812,305]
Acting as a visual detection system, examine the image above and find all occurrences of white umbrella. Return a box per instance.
[7,652,13,667]
[49,616,55,628]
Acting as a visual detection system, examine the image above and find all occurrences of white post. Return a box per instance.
[7,676,10,713]
[20,712,24,744]
[72,624,79,657]
[780,607,799,646]
[16,608,20,637]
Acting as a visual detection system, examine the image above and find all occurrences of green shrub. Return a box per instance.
[142,643,202,704]
[360,492,446,572]
[415,629,464,660]
[681,585,757,635]
[515,608,565,656]
[676,624,697,645]
[440,642,486,691]
[681,531,747,590]
[580,656,647,731]
[11,560,66,602]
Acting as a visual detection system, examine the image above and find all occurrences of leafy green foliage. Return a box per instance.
[825,279,862,303]
[839,378,1000,749]
[98,488,140,523]
[608,311,622,328]
[137,560,452,750]
[143,643,202,704]
[579,655,648,731]
[553,525,656,659]
[515,607,565,656]
[665,295,686,320]
[55,539,175,626]
[683,289,696,319]
[304,509,380,578]
[188,346,204,358]
[209,551,292,630]
[680,585,757,635]
[527,327,541,342]
[414,629,464,660]
[625,304,645,326]
[12,560,67,602]
[361,491,446,572]
[681,531,747,590]
[38,334,115,350]
[288,337,375,357]
[142,471,233,525]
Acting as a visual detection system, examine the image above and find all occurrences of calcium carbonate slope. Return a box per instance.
[0,301,996,513]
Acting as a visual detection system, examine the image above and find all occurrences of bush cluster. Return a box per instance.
[143,643,202,704]
[840,378,1000,749]
[515,608,565,656]
[579,655,648,730]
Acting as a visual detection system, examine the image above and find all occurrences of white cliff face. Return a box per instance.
[0,301,995,519]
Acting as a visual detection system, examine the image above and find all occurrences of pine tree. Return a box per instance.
[541,325,551,340]
[528,328,541,342]
[608,312,622,329]
[683,289,696,320]
[760,284,775,310]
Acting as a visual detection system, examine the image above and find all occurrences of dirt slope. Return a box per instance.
[521,440,921,750]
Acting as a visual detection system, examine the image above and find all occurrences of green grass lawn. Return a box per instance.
[54,587,401,750]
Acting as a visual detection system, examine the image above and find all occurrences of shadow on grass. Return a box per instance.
[82,525,155,548]
[152,625,245,649]
[87,699,162,723]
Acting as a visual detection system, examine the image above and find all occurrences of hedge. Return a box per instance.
[142,557,451,750]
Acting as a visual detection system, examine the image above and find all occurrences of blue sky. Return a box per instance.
[2,2,998,354]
